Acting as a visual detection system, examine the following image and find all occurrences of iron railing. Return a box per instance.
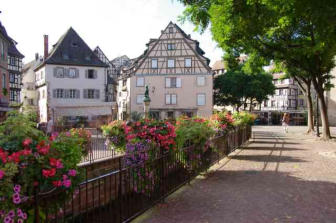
[33,126,251,223]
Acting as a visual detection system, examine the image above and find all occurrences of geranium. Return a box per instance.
[0,170,4,179]
[68,169,77,177]
[22,138,32,147]
[49,158,63,169]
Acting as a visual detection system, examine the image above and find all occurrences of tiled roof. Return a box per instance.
[212,60,226,70]
[8,41,24,58]
[35,27,107,70]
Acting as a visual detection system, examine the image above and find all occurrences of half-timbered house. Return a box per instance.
[117,22,213,120]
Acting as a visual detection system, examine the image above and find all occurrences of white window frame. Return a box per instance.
[136,77,145,87]
[185,58,192,67]
[151,59,158,69]
[69,68,76,78]
[56,68,64,78]
[166,77,181,88]
[197,76,205,86]
[197,93,206,106]
[166,94,177,105]
[136,94,144,104]
[167,59,175,68]
[167,43,175,50]
[56,89,64,98]
[69,89,76,98]
[87,89,95,99]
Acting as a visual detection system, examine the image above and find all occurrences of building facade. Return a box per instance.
[34,28,114,125]
[257,73,307,125]
[8,40,24,106]
[327,67,336,126]
[117,22,213,120]
[0,21,10,120]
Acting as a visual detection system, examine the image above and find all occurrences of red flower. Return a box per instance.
[42,168,56,178]
[49,158,63,168]
[22,149,32,156]
[52,180,62,187]
[8,152,21,163]
[37,141,50,155]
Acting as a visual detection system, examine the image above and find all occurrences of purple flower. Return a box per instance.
[22,213,27,220]
[4,216,12,223]
[68,169,77,177]
[12,193,21,204]
[16,208,23,217]
[14,185,21,193]
[7,210,15,218]
[63,179,71,188]
[17,219,24,223]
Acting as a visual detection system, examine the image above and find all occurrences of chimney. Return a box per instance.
[43,35,48,59]
[35,53,39,61]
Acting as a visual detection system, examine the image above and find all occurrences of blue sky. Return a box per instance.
[1,0,223,65]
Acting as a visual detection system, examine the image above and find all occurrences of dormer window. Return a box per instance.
[169,27,174,33]
[71,42,78,47]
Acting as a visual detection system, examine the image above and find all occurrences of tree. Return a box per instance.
[179,0,336,139]
[214,66,275,111]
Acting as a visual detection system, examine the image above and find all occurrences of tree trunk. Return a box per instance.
[305,84,314,134]
[313,78,331,139]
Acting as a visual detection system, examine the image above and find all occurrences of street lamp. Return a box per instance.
[143,85,151,119]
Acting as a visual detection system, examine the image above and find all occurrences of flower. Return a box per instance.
[49,158,63,169]
[68,169,77,177]
[22,138,32,147]
[0,170,4,179]
[17,219,23,223]
[52,180,62,187]
[42,168,56,178]
[13,185,21,193]
[12,193,21,204]
[63,179,71,188]
[7,210,15,218]
[4,216,12,223]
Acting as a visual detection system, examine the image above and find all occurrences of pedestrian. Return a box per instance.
[282,113,290,133]
[46,118,54,136]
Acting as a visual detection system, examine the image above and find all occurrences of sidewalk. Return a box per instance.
[134,126,336,223]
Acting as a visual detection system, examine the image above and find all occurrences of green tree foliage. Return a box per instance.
[178,0,336,139]
[214,67,275,111]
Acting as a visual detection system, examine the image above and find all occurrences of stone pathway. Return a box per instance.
[134,126,336,223]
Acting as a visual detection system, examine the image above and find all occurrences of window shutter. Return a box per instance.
[83,89,88,98]
[53,89,56,98]
[94,89,100,99]
[176,78,181,88]
[53,67,57,77]
[165,78,171,88]
[65,89,70,98]
[85,70,88,79]
[64,68,69,78]
[75,69,79,78]
[172,94,177,104]
[76,89,80,98]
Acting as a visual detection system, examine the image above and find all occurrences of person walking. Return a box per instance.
[282,113,290,133]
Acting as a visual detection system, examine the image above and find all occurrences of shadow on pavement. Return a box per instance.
[243,146,304,151]
[230,155,306,163]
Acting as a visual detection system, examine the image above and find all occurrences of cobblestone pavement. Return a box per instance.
[135,126,336,223]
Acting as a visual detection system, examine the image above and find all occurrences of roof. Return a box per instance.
[35,27,108,70]
[212,60,226,70]
[0,21,11,42]
[8,41,24,58]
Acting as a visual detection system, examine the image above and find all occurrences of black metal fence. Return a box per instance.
[34,126,251,223]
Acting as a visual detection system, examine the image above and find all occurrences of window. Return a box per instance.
[0,41,4,60]
[9,73,14,83]
[271,101,275,107]
[84,89,99,99]
[167,111,174,119]
[88,89,95,99]
[167,43,175,50]
[166,77,181,88]
[149,111,160,120]
[69,89,77,98]
[181,111,193,118]
[55,89,64,98]
[69,68,76,78]
[291,100,296,107]
[136,94,144,104]
[28,99,34,105]
[167,59,175,68]
[264,100,268,107]
[169,27,174,33]
[87,69,96,79]
[136,77,145,87]
[151,59,158,68]
[166,94,177,105]
[299,99,304,106]
[2,73,6,89]
[56,67,64,78]
[185,58,192,67]
[197,94,206,106]
[197,76,205,86]
[279,89,283,95]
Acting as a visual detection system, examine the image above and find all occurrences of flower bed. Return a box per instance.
[0,112,84,222]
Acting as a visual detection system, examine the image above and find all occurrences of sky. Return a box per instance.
[1,0,224,66]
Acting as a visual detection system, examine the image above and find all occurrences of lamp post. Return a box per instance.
[143,85,151,119]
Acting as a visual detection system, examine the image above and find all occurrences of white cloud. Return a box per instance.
[1,0,223,64]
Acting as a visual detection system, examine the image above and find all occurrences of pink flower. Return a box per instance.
[13,185,21,193]
[68,169,77,177]
[63,179,71,188]
[23,138,32,147]
[65,132,71,137]
[0,170,4,179]
[12,193,21,204]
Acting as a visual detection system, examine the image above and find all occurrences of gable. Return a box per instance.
[134,22,212,76]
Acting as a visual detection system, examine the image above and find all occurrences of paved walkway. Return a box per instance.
[135,126,336,223]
